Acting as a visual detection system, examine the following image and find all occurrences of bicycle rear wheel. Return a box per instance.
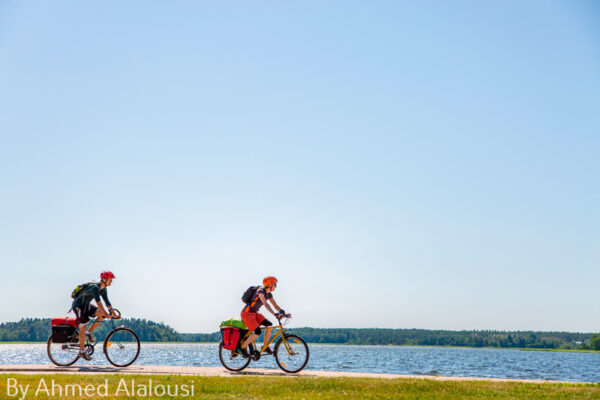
[274,334,309,373]
[103,328,140,367]
[47,336,80,366]
[218,343,251,372]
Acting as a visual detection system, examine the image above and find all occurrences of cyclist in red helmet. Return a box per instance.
[71,271,120,360]
[239,276,291,357]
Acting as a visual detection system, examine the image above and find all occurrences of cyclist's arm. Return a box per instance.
[268,297,282,313]
[92,286,109,317]
[100,289,112,309]
[94,300,109,317]
[100,289,118,317]
[269,298,291,318]
[258,293,276,316]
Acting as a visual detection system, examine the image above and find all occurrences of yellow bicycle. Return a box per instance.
[219,316,309,373]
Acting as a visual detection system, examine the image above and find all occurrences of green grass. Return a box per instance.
[1,374,598,399]
[519,348,600,353]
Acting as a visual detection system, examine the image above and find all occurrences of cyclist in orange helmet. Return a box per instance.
[240,276,290,357]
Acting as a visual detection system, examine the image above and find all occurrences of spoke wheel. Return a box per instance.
[274,334,309,373]
[218,343,251,372]
[47,336,80,366]
[103,328,140,367]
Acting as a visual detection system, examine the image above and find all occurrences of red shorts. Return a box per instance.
[241,312,266,332]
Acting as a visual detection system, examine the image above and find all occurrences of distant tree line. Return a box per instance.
[285,328,597,350]
[179,332,221,342]
[177,328,600,350]
[0,318,178,342]
[0,318,51,342]
[584,334,600,351]
[93,318,180,342]
[1,319,599,350]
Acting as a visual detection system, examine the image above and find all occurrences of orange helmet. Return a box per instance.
[263,276,278,287]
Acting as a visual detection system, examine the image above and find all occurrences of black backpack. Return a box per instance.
[241,286,260,304]
[71,281,97,299]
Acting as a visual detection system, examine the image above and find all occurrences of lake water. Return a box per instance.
[1,343,598,382]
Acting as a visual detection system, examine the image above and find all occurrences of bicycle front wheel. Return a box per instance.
[274,334,309,373]
[218,343,251,372]
[47,336,80,366]
[103,328,140,367]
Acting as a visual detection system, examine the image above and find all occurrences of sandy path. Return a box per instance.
[0,365,581,384]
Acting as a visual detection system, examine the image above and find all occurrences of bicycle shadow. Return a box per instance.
[50,365,144,373]
[226,370,306,377]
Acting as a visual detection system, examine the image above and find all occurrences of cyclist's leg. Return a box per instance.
[73,306,90,350]
[240,313,260,348]
[78,324,86,350]
[261,318,273,349]
[88,307,104,333]
[243,333,258,348]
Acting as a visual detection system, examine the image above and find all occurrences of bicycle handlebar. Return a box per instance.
[89,308,121,323]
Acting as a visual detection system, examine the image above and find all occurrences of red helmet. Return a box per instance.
[263,276,278,287]
[100,271,116,279]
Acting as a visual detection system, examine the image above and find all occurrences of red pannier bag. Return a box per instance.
[51,317,78,327]
[221,327,242,350]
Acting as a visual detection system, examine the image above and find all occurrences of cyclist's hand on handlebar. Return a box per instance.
[110,309,122,320]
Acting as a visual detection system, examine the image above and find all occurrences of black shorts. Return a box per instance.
[73,303,98,325]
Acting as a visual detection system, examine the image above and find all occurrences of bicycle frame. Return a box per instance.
[48,317,115,357]
[243,317,294,356]
[82,315,125,349]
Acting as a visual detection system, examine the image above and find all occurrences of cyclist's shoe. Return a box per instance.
[79,349,92,361]
[85,332,97,343]
[261,346,274,355]
[238,346,250,358]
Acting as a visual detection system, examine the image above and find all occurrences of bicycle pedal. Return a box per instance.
[262,347,274,355]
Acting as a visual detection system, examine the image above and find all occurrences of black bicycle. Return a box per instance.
[47,309,140,367]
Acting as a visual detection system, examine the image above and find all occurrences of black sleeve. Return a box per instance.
[100,288,112,307]
[91,285,101,303]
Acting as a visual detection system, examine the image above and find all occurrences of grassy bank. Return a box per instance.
[519,347,600,354]
[1,374,598,399]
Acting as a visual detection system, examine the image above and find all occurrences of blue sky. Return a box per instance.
[1,1,599,333]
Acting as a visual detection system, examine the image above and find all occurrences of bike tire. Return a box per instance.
[103,328,140,367]
[47,336,80,366]
[218,343,251,372]
[274,334,309,373]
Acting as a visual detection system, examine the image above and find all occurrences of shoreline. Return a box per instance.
[0,364,592,384]
[1,342,598,353]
